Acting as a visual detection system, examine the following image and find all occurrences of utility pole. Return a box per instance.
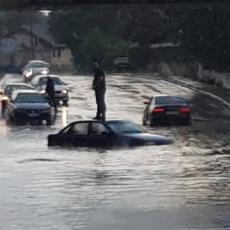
[30,20,34,59]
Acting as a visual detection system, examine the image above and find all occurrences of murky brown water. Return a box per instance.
[0,74,229,230]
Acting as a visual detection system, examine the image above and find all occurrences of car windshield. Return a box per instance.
[39,77,64,85]
[14,93,47,103]
[27,62,47,68]
[155,96,187,105]
[107,120,144,134]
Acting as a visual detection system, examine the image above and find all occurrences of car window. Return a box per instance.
[156,96,187,105]
[69,122,89,135]
[39,77,63,85]
[14,93,47,103]
[90,122,110,136]
[107,121,143,134]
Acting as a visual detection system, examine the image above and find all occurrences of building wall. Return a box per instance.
[50,48,73,70]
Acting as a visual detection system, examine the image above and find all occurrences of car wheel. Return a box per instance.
[46,117,52,126]
[150,118,155,127]
[142,117,147,126]
[63,100,68,106]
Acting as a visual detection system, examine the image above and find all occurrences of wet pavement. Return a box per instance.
[0,73,229,230]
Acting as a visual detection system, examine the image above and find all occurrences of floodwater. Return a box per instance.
[0,73,229,230]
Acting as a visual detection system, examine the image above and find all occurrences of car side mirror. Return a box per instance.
[143,100,149,105]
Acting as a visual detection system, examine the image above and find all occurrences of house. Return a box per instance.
[0,22,74,71]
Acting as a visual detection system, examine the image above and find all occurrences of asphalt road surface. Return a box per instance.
[0,73,229,230]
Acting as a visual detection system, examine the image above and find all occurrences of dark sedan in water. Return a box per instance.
[5,89,52,125]
[48,120,173,148]
[143,95,191,126]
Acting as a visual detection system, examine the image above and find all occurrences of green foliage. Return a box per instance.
[48,6,170,71]
[175,6,230,71]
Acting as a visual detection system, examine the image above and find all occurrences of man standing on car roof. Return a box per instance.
[92,60,106,121]
[46,76,57,111]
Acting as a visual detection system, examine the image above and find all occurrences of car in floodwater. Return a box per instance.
[31,74,69,106]
[5,89,52,125]
[23,60,50,82]
[48,120,173,148]
[142,95,191,126]
[0,83,34,115]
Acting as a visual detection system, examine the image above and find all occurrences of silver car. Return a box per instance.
[23,60,50,82]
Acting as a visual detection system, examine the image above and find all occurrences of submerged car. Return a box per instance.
[31,74,69,106]
[23,60,49,82]
[143,95,191,126]
[48,120,173,148]
[1,83,33,115]
[5,89,52,125]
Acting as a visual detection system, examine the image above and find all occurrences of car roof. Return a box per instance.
[5,83,32,87]
[27,60,48,64]
[67,119,134,125]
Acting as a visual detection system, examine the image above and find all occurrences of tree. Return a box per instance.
[174,6,230,71]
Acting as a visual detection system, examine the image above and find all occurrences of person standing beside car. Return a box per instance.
[45,76,57,111]
[92,60,106,121]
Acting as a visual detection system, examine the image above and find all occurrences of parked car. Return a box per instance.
[31,74,69,106]
[48,120,173,148]
[22,60,49,82]
[142,95,191,126]
[1,83,33,115]
[5,89,52,125]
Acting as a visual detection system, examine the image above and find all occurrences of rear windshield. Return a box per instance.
[39,77,64,85]
[155,96,187,105]
[5,85,31,95]
[15,93,47,103]
[27,63,47,68]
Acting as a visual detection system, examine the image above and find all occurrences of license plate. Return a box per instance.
[28,112,39,117]
[166,111,178,115]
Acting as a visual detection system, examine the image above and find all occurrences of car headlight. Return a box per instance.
[40,90,46,94]
[62,89,68,94]
[41,69,49,75]
[25,69,33,77]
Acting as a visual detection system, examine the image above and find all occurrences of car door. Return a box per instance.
[68,122,90,147]
[56,122,89,147]
[88,121,113,147]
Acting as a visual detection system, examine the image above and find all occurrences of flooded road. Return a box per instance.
[0,73,229,230]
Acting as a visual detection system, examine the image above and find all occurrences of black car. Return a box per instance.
[6,89,52,125]
[143,95,191,126]
[48,120,173,148]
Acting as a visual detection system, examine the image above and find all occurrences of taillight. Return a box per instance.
[152,107,165,113]
[180,107,191,113]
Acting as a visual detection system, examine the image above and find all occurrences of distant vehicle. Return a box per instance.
[0,74,22,90]
[1,83,33,115]
[142,95,191,126]
[5,89,52,125]
[22,60,50,82]
[113,57,130,70]
[31,74,69,106]
[48,120,173,148]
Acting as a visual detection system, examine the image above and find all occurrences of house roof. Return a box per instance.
[3,22,66,49]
